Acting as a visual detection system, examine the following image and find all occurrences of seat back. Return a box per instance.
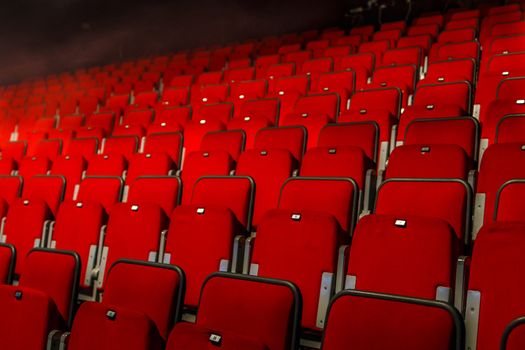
[322,290,463,350]
[466,222,525,350]
[103,260,185,340]
[19,249,80,327]
[250,209,341,330]
[375,179,471,243]
[166,273,301,350]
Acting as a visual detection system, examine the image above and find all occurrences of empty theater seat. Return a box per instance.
[247,209,342,331]
[0,249,80,349]
[190,176,255,231]
[166,273,301,350]
[321,290,463,350]
[163,205,236,307]
[93,203,168,290]
[66,260,185,349]
[375,179,471,244]
[236,150,294,229]
[278,177,358,234]
[465,222,525,350]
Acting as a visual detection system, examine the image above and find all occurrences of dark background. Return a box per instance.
[0,0,451,84]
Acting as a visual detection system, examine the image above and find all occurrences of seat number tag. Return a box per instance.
[209,333,222,346]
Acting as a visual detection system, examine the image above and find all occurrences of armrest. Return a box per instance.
[231,235,246,273]
[335,245,350,293]
[454,255,471,316]
[47,330,69,350]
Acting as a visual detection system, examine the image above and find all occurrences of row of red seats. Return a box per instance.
[1,215,524,350]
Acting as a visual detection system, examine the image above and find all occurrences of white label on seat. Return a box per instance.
[344,275,356,290]
[517,99,525,105]
[436,286,451,302]
[219,259,229,272]
[148,252,157,262]
[163,253,172,264]
[394,219,407,227]
[249,263,259,276]
[34,239,41,248]
[473,104,480,120]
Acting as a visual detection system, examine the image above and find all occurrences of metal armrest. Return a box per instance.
[335,245,349,293]
[455,255,471,316]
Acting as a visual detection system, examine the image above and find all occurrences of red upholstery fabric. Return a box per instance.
[348,214,455,298]
[22,175,65,216]
[19,250,79,325]
[104,261,183,340]
[167,274,297,350]
[252,209,340,330]
[194,103,233,125]
[0,157,15,175]
[424,58,476,85]
[468,222,525,350]
[278,177,356,233]
[348,87,401,118]
[67,302,163,350]
[403,117,478,162]
[482,99,525,143]
[103,136,139,160]
[66,137,99,160]
[0,285,62,349]
[292,93,339,122]
[414,82,472,114]
[52,200,106,288]
[237,98,279,125]
[168,321,268,350]
[376,180,468,242]
[191,176,253,229]
[122,109,154,128]
[200,130,245,162]
[18,156,51,178]
[386,144,469,180]
[183,120,226,158]
[127,176,181,216]
[165,206,235,306]
[76,176,123,213]
[125,153,174,185]
[0,175,22,204]
[86,112,115,134]
[32,139,62,158]
[86,154,127,177]
[4,198,52,275]
[253,126,305,162]
[318,122,378,162]
[236,149,294,228]
[51,155,87,200]
[101,203,167,289]
[0,244,13,284]
[322,292,456,350]
[180,150,233,204]
[495,181,525,222]
[381,47,422,67]
[477,143,525,226]
[337,53,374,89]
[143,132,183,167]
[300,146,371,189]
